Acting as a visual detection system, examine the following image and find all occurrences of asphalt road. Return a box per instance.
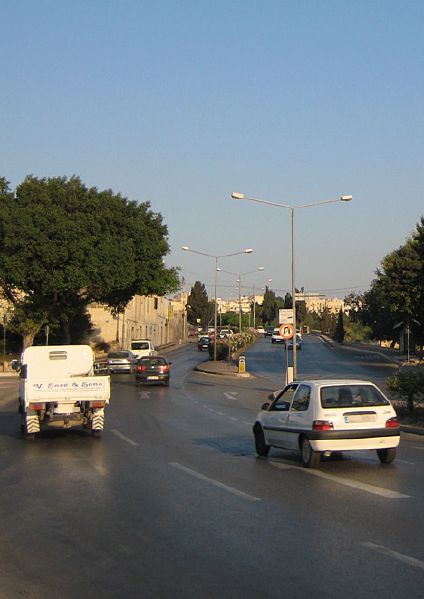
[0,337,423,598]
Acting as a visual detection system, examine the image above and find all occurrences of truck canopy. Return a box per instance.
[22,345,95,378]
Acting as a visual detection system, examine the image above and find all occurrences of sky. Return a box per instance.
[1,0,423,301]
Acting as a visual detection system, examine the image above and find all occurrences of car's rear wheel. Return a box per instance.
[377,447,396,464]
[254,424,270,457]
[300,437,321,468]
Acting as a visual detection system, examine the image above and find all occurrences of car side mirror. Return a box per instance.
[261,402,270,411]
[11,359,20,371]
[267,393,275,401]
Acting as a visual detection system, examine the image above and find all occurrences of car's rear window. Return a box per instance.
[108,352,129,359]
[139,358,167,366]
[320,385,390,408]
[131,342,150,350]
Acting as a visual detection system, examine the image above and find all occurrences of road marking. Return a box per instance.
[270,462,410,499]
[363,542,424,570]
[395,459,415,465]
[243,421,252,426]
[111,429,140,447]
[411,446,424,450]
[138,391,151,399]
[224,391,238,401]
[170,462,261,502]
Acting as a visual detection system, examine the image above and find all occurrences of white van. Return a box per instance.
[129,339,156,360]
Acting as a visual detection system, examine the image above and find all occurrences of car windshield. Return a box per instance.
[131,342,150,350]
[140,358,167,366]
[108,352,129,359]
[320,385,390,408]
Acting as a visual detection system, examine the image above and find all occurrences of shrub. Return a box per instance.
[387,365,424,414]
[208,341,230,360]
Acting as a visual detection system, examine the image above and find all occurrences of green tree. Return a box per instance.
[334,308,345,342]
[187,281,211,328]
[0,175,179,347]
[261,286,276,325]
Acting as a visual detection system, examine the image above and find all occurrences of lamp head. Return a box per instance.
[232,192,246,200]
[181,245,189,251]
[258,266,265,271]
[244,248,253,254]
[340,195,353,202]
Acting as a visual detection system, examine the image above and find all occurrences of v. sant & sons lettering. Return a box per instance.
[32,381,104,391]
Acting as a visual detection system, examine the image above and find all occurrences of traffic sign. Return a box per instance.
[278,309,293,325]
[279,323,294,340]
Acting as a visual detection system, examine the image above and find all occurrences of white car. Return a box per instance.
[271,328,284,343]
[219,329,234,338]
[129,339,156,359]
[253,379,400,468]
[256,327,265,335]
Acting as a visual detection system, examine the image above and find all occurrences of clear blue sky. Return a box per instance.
[2,0,423,300]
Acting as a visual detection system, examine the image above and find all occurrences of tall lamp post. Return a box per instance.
[231,192,352,379]
[218,267,265,332]
[182,246,253,360]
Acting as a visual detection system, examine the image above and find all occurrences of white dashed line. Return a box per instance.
[363,542,424,570]
[270,461,410,499]
[170,462,261,502]
[111,429,140,447]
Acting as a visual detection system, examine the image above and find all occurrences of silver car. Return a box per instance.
[107,350,137,373]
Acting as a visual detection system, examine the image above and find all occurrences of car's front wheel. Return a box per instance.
[300,437,321,468]
[254,424,270,457]
[377,447,396,464]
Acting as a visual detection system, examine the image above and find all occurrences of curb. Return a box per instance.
[194,363,252,378]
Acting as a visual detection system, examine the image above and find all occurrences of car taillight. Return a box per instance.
[313,420,334,431]
[136,365,146,372]
[29,402,45,411]
[90,401,105,408]
[160,365,169,373]
[385,417,399,428]
[127,358,132,363]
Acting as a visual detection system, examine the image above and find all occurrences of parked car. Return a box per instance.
[107,350,137,373]
[285,334,302,350]
[135,356,171,386]
[256,327,265,335]
[271,328,284,343]
[265,326,275,337]
[253,379,400,468]
[197,336,211,351]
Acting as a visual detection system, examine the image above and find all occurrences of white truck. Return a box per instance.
[16,345,110,439]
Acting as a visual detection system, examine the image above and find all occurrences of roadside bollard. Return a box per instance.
[238,355,246,373]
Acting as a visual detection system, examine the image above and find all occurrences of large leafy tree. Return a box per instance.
[0,175,179,347]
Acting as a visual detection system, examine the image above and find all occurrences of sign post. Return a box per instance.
[279,323,294,384]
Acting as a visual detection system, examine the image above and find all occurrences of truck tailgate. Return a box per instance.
[23,376,110,403]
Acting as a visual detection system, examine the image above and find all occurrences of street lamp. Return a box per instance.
[181,246,253,359]
[231,192,352,379]
[218,267,265,332]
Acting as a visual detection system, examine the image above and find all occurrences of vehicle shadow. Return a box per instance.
[193,434,256,457]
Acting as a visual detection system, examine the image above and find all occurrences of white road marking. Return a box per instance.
[363,542,424,570]
[170,462,261,502]
[270,462,410,499]
[411,446,424,450]
[138,391,151,399]
[111,429,140,447]
[228,416,238,421]
[243,421,252,426]
[395,459,415,465]
[224,391,238,401]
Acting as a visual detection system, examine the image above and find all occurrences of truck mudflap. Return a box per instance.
[24,412,41,436]
[91,408,104,431]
